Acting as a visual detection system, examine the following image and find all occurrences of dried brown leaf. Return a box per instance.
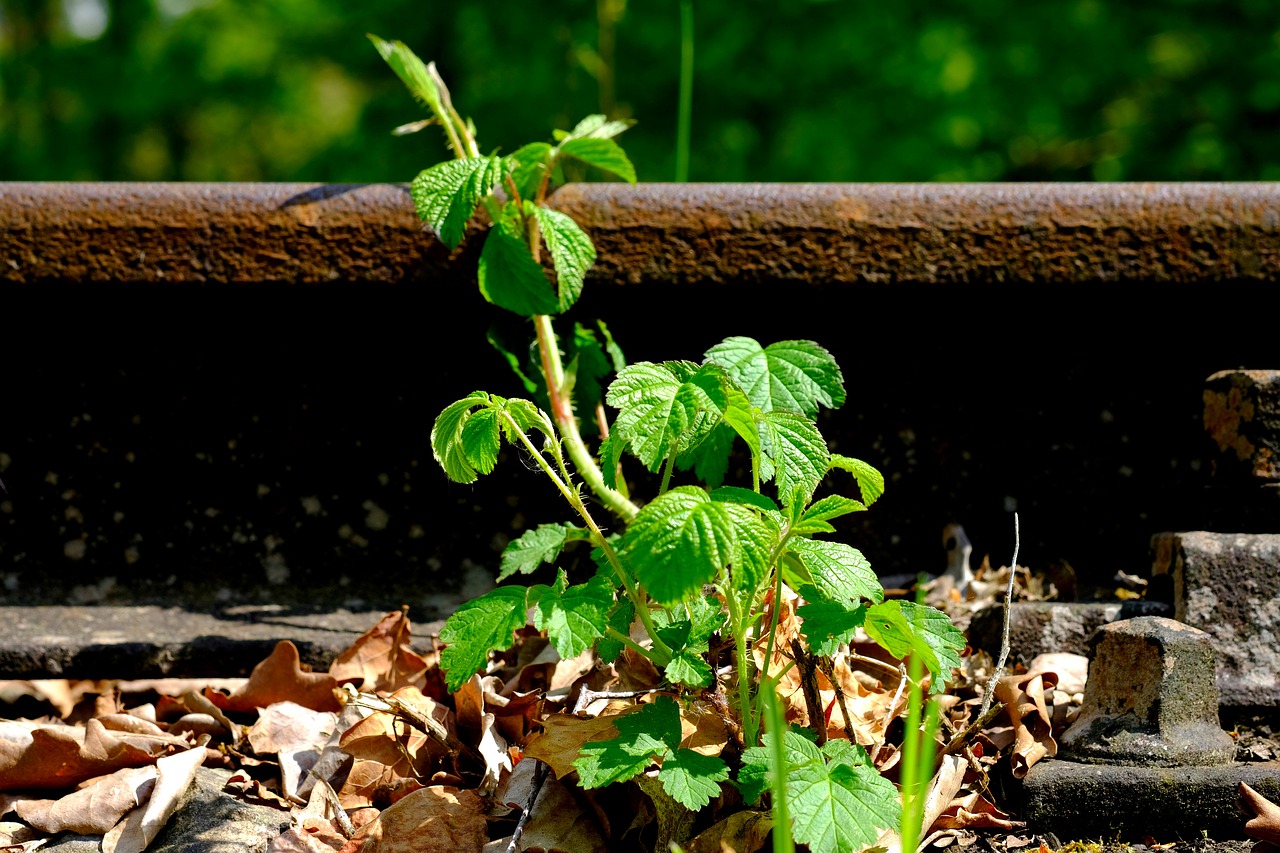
[338,786,487,853]
[101,746,204,853]
[522,702,643,780]
[14,766,156,835]
[205,642,340,714]
[491,763,609,853]
[684,809,773,853]
[329,608,429,695]
[0,718,174,791]
[994,672,1058,778]
[249,702,339,802]
[1242,782,1280,846]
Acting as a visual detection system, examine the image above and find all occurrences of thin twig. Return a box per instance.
[938,701,1004,758]
[871,663,909,764]
[307,771,357,838]
[791,638,826,746]
[505,760,551,853]
[816,655,858,745]
[573,686,656,715]
[979,513,1020,719]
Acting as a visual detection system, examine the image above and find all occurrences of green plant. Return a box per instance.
[372,35,964,853]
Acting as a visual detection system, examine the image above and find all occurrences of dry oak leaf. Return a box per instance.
[338,786,488,853]
[267,821,350,853]
[14,765,157,835]
[684,809,773,853]
[0,718,177,791]
[522,701,645,779]
[336,688,452,810]
[248,702,339,803]
[489,761,609,853]
[204,641,340,713]
[994,671,1059,779]
[1241,782,1280,849]
[329,608,429,695]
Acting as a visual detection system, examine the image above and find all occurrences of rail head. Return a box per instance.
[2,182,1279,286]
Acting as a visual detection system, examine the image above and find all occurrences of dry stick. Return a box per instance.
[505,760,551,853]
[791,638,827,746]
[815,655,859,746]
[979,512,1020,720]
[573,686,657,715]
[870,663,909,765]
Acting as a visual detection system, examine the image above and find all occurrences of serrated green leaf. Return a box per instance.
[410,157,502,250]
[863,600,965,693]
[556,137,637,183]
[735,745,771,805]
[534,570,613,659]
[665,652,713,687]
[478,209,559,316]
[759,410,829,502]
[607,362,728,471]
[710,486,778,513]
[431,391,491,484]
[504,141,553,201]
[557,114,635,142]
[723,502,775,598]
[705,337,846,417]
[827,455,885,507]
[785,538,882,605]
[458,406,500,476]
[659,748,730,810]
[499,522,587,581]
[598,433,624,490]
[783,730,901,853]
[499,397,549,436]
[677,422,734,488]
[595,596,635,664]
[368,35,444,115]
[575,697,681,788]
[796,587,867,656]
[791,495,867,536]
[621,486,734,607]
[439,585,530,693]
[567,322,616,415]
[532,206,595,312]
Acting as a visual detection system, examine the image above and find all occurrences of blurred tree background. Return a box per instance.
[3,0,1280,183]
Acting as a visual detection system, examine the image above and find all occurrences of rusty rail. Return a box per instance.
[3,182,1279,286]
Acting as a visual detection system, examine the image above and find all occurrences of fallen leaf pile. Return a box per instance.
[0,594,1090,853]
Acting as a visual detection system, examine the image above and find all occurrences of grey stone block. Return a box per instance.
[0,605,445,679]
[1151,531,1280,708]
[1017,759,1280,840]
[1060,617,1235,766]
[966,600,1170,665]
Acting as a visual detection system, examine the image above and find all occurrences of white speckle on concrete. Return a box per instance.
[301,496,323,516]
[64,538,87,560]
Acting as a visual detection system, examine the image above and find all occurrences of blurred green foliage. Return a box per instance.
[4,0,1280,182]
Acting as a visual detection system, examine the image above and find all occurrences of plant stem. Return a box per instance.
[528,411,673,663]
[762,677,795,853]
[726,594,758,747]
[532,314,640,520]
[675,0,694,182]
[658,447,677,495]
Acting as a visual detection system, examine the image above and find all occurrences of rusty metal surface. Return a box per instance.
[3,182,1280,286]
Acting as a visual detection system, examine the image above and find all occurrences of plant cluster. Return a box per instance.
[372,35,964,853]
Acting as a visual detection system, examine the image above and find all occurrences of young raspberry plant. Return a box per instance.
[372,35,964,853]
